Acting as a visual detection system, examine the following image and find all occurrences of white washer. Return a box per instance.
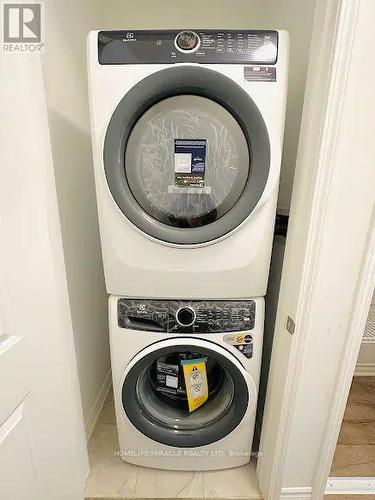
[87,29,289,299]
[109,295,264,471]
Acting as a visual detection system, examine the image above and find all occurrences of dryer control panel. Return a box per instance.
[98,30,278,65]
[117,299,256,333]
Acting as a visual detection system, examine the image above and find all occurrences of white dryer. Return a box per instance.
[109,296,264,470]
[87,29,289,299]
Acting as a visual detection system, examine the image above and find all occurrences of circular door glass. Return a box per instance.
[103,66,270,244]
[121,344,249,447]
[125,95,249,228]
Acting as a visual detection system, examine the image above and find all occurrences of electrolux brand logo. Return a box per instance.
[2,3,44,53]
[122,31,136,42]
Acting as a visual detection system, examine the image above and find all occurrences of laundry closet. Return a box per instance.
[34,0,373,498]
[3,0,375,496]
[39,0,316,497]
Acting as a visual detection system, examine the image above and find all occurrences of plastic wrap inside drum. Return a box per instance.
[124,95,250,227]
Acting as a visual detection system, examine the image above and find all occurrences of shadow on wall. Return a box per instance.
[47,110,110,423]
[253,235,286,449]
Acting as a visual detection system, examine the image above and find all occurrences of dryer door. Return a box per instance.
[120,338,257,448]
[104,66,270,244]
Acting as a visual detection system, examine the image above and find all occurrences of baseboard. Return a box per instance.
[84,369,112,441]
[280,487,312,499]
[326,477,375,494]
[354,362,375,376]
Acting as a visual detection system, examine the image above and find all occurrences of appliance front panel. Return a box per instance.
[109,297,263,469]
[98,30,278,65]
[117,298,255,332]
[87,30,289,296]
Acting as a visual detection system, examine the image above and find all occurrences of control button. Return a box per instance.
[241,343,253,358]
[176,306,196,327]
[175,31,200,52]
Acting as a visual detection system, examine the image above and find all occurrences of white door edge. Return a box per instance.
[257,0,375,498]
[316,208,375,496]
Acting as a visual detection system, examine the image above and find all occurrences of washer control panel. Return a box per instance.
[98,30,278,65]
[117,299,256,333]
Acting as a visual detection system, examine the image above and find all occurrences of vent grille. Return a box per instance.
[363,303,375,344]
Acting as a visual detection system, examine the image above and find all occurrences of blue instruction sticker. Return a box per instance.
[174,139,206,187]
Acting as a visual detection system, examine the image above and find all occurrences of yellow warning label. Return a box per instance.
[181,358,208,412]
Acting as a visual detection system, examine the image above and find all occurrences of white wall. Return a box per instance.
[42,0,110,432]
[257,0,317,212]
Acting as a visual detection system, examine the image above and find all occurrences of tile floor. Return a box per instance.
[85,389,262,500]
[86,376,375,499]
[330,376,375,477]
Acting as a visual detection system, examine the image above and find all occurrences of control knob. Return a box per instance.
[176,306,196,327]
[175,31,200,52]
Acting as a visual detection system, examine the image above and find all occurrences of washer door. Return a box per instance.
[104,66,270,245]
[120,338,256,448]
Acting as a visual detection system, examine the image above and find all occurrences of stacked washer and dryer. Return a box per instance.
[88,29,289,471]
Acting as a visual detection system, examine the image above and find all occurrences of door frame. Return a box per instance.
[257,0,375,497]
[316,217,375,495]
